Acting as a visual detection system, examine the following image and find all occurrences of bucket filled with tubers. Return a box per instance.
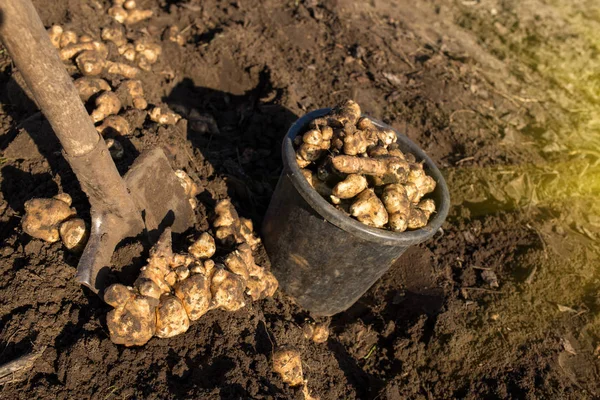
[262,100,450,316]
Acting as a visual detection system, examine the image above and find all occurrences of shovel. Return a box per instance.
[0,0,195,294]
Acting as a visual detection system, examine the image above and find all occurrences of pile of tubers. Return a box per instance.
[105,199,278,346]
[47,23,190,162]
[295,100,437,232]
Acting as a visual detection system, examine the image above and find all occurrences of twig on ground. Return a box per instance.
[461,287,503,294]
[0,346,46,386]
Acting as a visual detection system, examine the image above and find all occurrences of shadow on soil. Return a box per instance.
[164,70,298,222]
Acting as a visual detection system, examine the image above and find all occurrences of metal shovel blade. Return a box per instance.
[75,148,195,294]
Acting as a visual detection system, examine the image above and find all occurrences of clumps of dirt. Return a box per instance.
[295,100,437,231]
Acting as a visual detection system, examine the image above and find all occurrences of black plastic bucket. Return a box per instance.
[262,109,450,316]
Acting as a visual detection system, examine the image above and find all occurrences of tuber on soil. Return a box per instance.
[155,294,190,338]
[59,30,78,48]
[209,267,246,311]
[105,61,140,78]
[101,26,127,47]
[76,50,105,76]
[163,26,185,46]
[173,273,211,320]
[116,80,147,110]
[21,195,77,243]
[134,38,161,71]
[96,115,131,136]
[108,6,128,24]
[105,284,157,346]
[303,322,330,343]
[58,218,89,252]
[149,106,181,125]
[293,100,437,232]
[124,9,154,25]
[74,77,111,102]
[175,169,200,199]
[47,25,63,48]
[59,42,106,61]
[213,199,261,250]
[91,92,122,123]
[118,43,137,62]
[124,0,137,10]
[188,232,216,260]
[272,348,304,387]
[108,0,153,25]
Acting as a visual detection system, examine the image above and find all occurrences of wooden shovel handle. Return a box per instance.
[0,0,144,294]
[0,0,99,157]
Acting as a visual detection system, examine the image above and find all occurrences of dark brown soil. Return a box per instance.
[1,0,599,399]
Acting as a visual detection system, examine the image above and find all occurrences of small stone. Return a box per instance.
[480,270,499,288]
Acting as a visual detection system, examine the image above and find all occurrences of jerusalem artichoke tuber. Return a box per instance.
[59,42,99,61]
[380,184,410,215]
[173,273,211,320]
[213,199,261,250]
[124,0,137,10]
[332,155,409,184]
[163,26,185,46]
[102,27,127,47]
[21,196,77,243]
[149,106,181,125]
[272,348,304,387]
[96,115,131,136]
[155,294,190,338]
[105,61,140,78]
[106,285,157,347]
[76,50,105,76]
[210,267,246,312]
[59,218,89,252]
[188,232,216,260]
[74,77,111,102]
[59,30,78,48]
[118,43,137,62]
[134,38,161,70]
[47,25,63,48]
[330,100,361,127]
[125,9,154,24]
[350,189,388,228]
[116,80,147,110]
[303,322,330,343]
[407,199,437,229]
[174,169,200,199]
[332,174,368,199]
[91,92,122,123]
[108,6,128,23]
